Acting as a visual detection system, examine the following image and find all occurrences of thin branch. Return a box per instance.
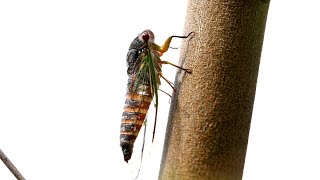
[0,148,26,180]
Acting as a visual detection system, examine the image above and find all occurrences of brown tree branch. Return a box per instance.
[0,148,25,180]
[159,0,270,179]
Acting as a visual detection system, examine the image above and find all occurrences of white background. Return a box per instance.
[0,1,319,180]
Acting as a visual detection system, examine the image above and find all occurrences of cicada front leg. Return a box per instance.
[157,32,195,53]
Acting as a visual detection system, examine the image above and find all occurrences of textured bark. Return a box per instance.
[159,0,270,179]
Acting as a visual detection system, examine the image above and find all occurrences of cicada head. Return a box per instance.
[139,29,155,44]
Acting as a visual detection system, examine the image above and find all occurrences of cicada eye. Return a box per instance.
[141,32,149,42]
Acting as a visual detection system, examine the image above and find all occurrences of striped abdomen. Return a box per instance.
[120,76,153,162]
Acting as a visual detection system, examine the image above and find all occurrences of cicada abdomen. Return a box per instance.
[120,75,154,162]
[120,30,194,163]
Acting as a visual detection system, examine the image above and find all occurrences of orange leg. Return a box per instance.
[157,32,195,53]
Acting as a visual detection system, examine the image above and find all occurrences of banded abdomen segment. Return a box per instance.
[120,78,153,162]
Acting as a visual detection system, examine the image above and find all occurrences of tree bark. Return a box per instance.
[159,0,270,179]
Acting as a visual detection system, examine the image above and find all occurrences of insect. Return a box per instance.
[120,29,193,163]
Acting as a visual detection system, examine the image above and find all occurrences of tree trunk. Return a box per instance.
[159,0,270,179]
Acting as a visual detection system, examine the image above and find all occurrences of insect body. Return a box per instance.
[120,30,193,163]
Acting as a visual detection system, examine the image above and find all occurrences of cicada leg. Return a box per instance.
[159,89,172,98]
[157,32,195,53]
[159,73,176,92]
[159,60,192,74]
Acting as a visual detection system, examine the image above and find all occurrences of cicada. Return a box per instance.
[120,30,193,162]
